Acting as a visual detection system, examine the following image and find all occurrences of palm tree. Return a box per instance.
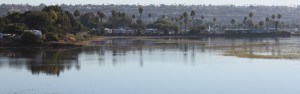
[231,19,235,28]
[148,13,151,24]
[213,17,216,31]
[271,14,276,29]
[201,15,205,24]
[183,12,188,32]
[190,10,195,26]
[74,10,80,20]
[97,11,105,24]
[249,12,253,21]
[213,17,216,25]
[275,21,279,32]
[271,14,276,20]
[111,10,116,17]
[277,14,282,31]
[249,12,254,28]
[138,7,143,21]
[259,21,264,29]
[265,17,269,31]
[179,15,184,33]
[132,14,136,23]
[243,16,247,28]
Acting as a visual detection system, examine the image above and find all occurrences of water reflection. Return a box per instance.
[1,37,299,76]
[0,48,81,76]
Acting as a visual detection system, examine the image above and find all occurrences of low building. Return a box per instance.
[145,29,158,34]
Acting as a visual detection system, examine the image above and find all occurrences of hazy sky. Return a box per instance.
[2,0,300,6]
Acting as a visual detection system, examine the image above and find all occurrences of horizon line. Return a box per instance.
[2,3,300,7]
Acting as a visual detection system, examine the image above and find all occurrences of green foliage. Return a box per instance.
[21,31,41,44]
[74,10,80,18]
[152,19,178,34]
[6,12,22,23]
[3,23,27,35]
[45,32,60,41]
[22,6,84,35]
[80,12,98,29]
[190,25,206,34]
[106,11,134,29]
[42,5,63,13]
[0,17,8,31]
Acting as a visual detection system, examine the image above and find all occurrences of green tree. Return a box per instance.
[259,21,264,29]
[21,31,41,44]
[23,11,50,33]
[231,19,235,28]
[3,23,27,35]
[153,18,178,35]
[80,12,98,29]
[6,12,22,23]
[201,15,205,23]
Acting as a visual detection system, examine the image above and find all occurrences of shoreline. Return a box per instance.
[0,34,296,48]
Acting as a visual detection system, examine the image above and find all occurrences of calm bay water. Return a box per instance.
[1,37,300,94]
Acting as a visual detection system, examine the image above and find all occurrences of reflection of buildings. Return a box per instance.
[225,37,291,58]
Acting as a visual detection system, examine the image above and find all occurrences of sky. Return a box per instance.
[2,0,300,6]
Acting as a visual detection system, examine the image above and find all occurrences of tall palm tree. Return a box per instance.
[74,10,80,20]
[138,7,143,22]
[271,14,276,29]
[183,12,188,32]
[213,17,216,31]
[231,19,235,28]
[249,12,253,28]
[277,14,282,31]
[190,10,195,26]
[148,13,151,24]
[97,11,105,24]
[265,17,269,31]
[179,15,184,33]
[249,12,253,21]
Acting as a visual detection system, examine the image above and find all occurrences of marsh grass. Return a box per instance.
[224,50,300,59]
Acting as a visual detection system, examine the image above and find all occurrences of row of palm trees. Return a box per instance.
[73,7,284,33]
[230,12,283,31]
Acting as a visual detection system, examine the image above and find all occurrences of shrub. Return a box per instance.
[21,31,41,44]
[45,32,59,41]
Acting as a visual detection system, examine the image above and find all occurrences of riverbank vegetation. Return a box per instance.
[0,5,292,46]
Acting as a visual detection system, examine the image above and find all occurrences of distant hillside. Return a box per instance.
[1,4,300,26]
